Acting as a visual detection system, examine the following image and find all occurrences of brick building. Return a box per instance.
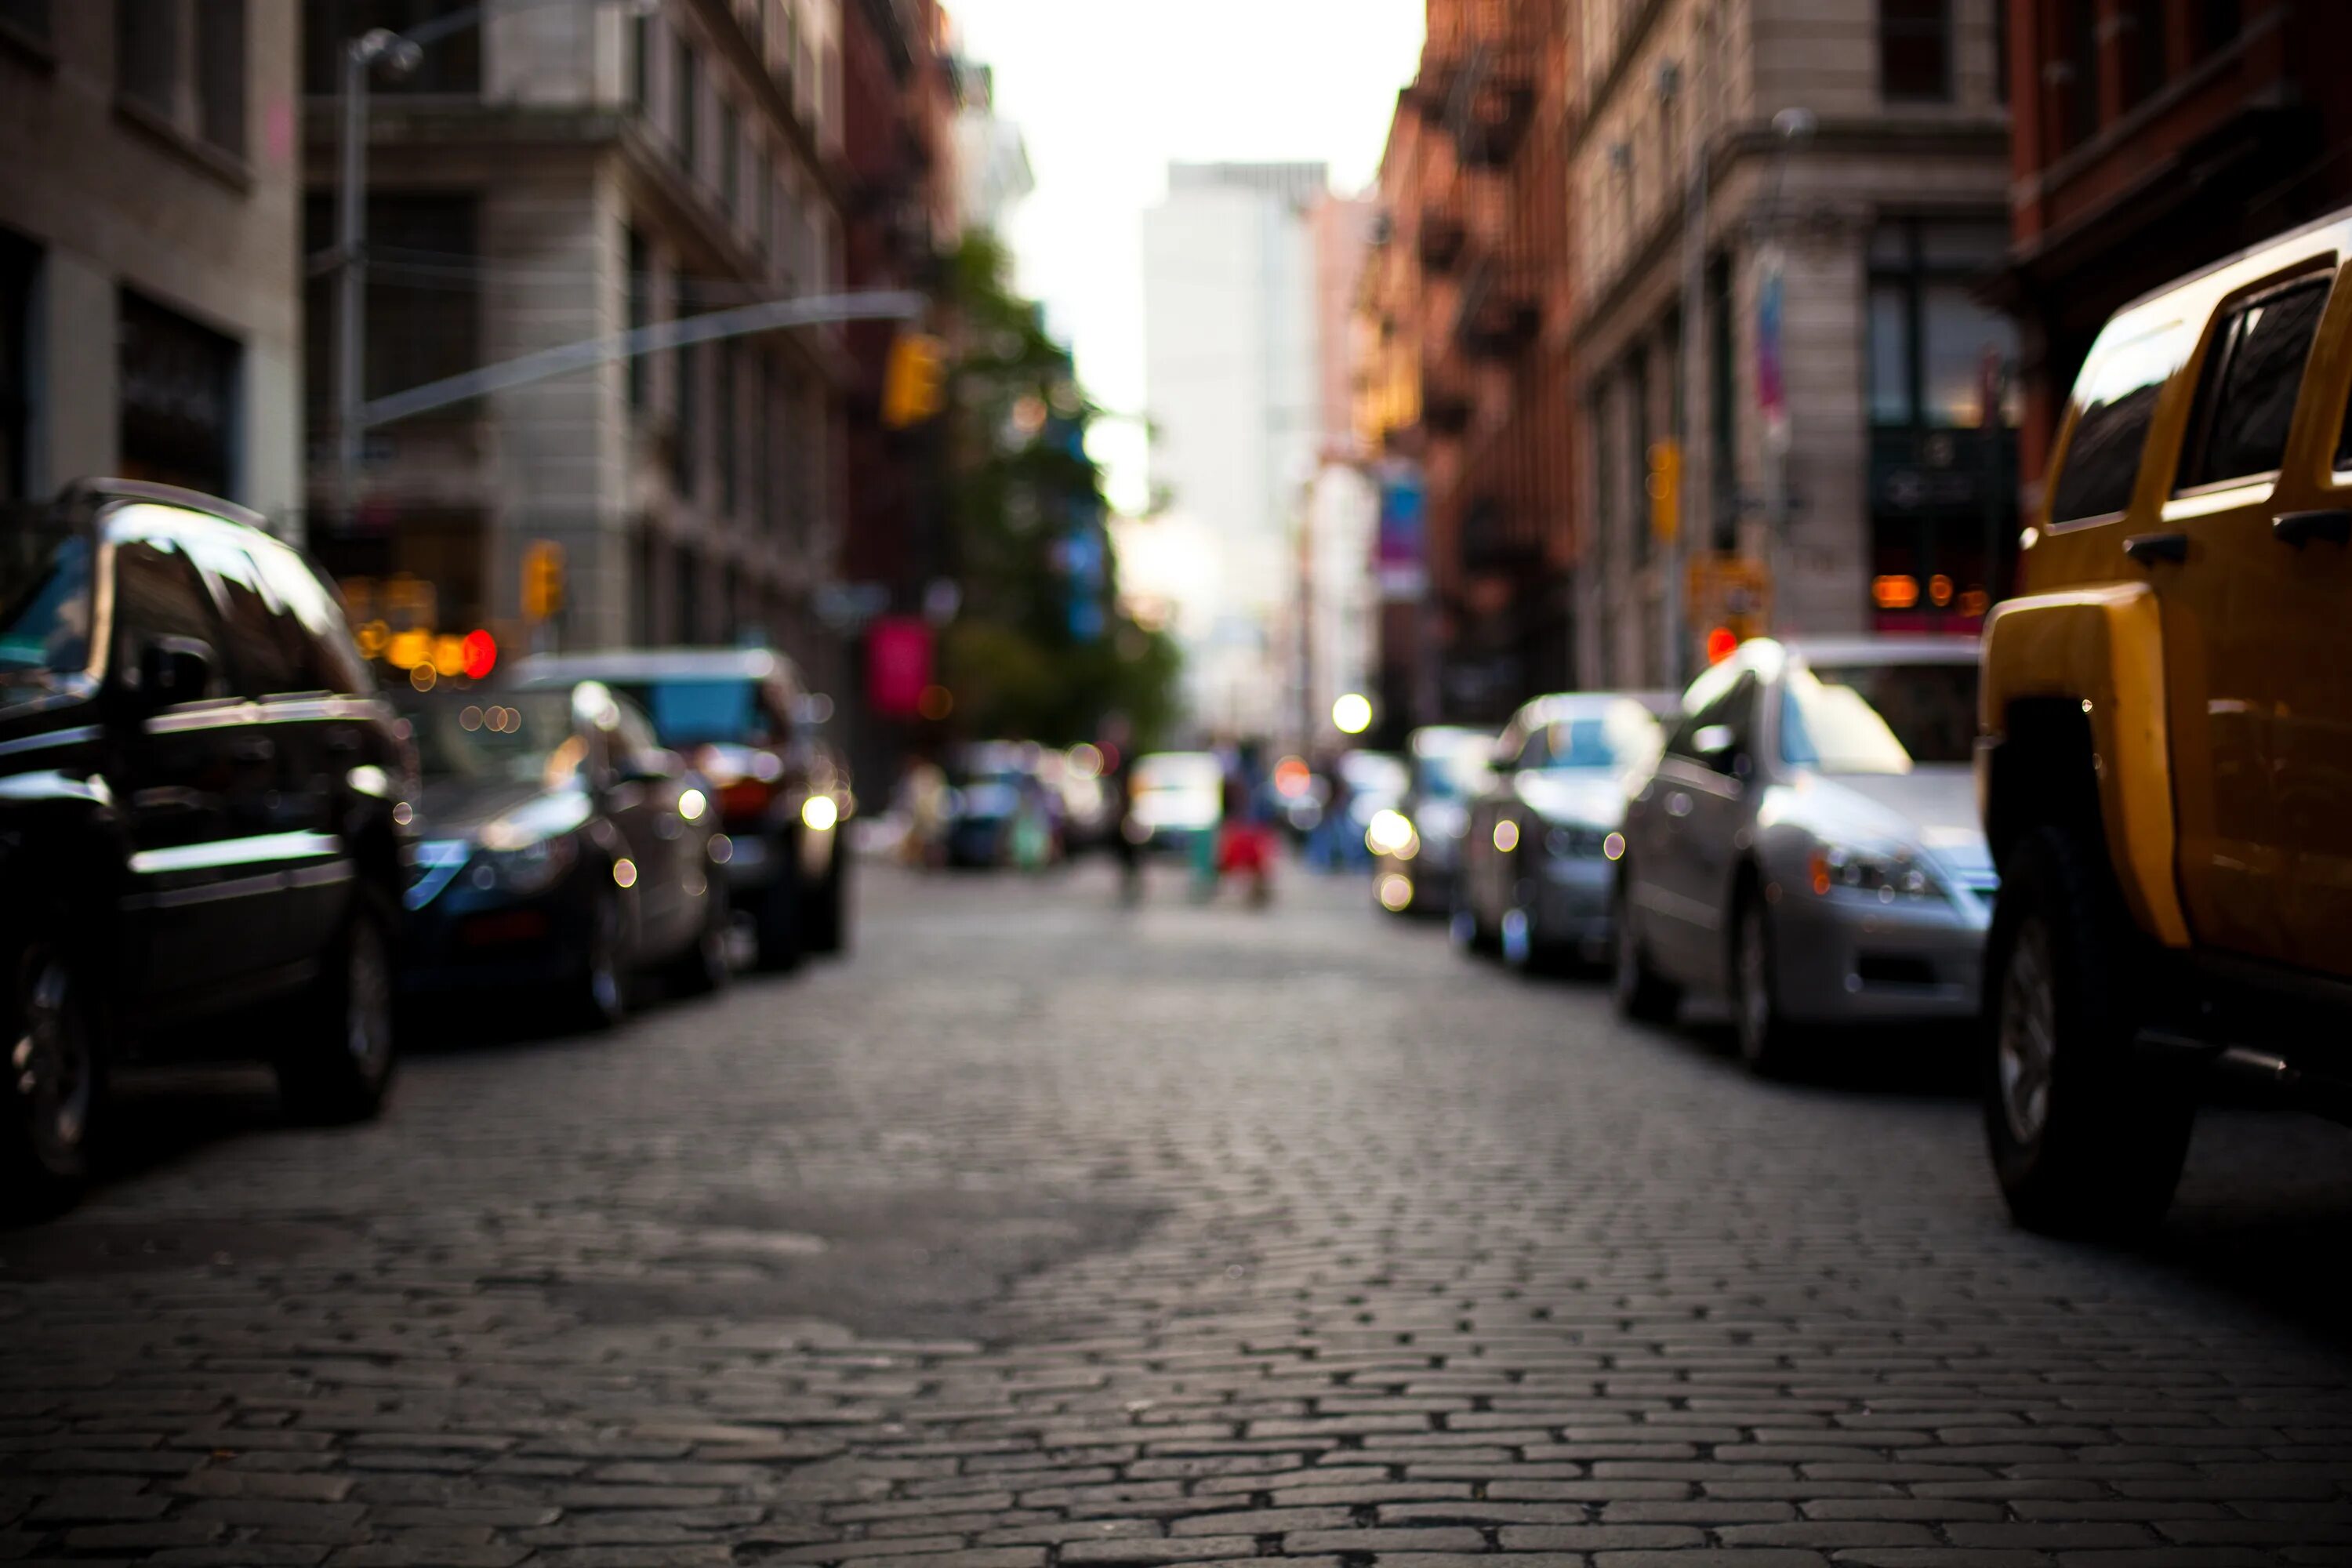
[1996,0,2352,496]
[1357,0,1577,730]
[300,0,847,681]
[1571,0,2013,684]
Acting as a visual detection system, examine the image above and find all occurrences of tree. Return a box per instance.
[933,234,1181,748]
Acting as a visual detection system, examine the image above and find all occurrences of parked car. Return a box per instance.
[1978,207,2352,1235]
[1128,751,1221,850]
[1454,695,1668,968]
[398,681,728,1025]
[515,649,848,968]
[0,481,410,1213]
[945,742,1064,869]
[1613,639,1992,1073]
[1369,725,1494,916]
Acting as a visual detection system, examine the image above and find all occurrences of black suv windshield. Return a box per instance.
[0,524,94,691]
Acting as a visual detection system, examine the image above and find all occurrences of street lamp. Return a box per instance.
[333,0,660,527]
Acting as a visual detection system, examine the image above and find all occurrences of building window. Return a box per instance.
[0,0,49,48]
[303,2,479,97]
[2120,0,2166,110]
[1879,0,1951,102]
[1867,222,2017,431]
[198,0,247,157]
[0,230,34,500]
[720,99,741,213]
[2060,0,2100,148]
[1627,352,1650,568]
[717,347,738,516]
[303,194,481,426]
[630,7,652,109]
[674,30,699,172]
[673,336,699,496]
[1708,256,1737,551]
[119,289,241,499]
[626,227,650,413]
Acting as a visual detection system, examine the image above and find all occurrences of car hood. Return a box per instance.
[1513,769,1629,828]
[413,779,570,841]
[1802,766,1989,871]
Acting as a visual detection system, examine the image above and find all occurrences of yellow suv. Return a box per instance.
[1978,207,2352,1236]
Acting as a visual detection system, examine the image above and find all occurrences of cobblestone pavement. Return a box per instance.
[7,860,2352,1566]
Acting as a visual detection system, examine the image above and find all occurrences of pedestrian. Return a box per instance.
[1216,740,1275,908]
[1310,752,1354,873]
[1102,720,1144,906]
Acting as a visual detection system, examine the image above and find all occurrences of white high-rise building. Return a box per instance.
[1142,162,1327,739]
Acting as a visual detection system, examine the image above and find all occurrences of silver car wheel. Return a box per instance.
[344,917,394,1081]
[1998,913,2057,1146]
[1737,902,1773,1056]
[13,946,93,1163]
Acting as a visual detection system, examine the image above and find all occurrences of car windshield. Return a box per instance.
[1414,738,1491,798]
[1782,661,1980,774]
[1135,753,1218,793]
[407,692,586,788]
[0,524,94,690]
[1530,702,1656,771]
[606,678,771,747]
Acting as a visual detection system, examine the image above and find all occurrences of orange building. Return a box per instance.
[1357,0,1576,728]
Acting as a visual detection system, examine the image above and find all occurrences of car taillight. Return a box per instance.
[719,778,774,822]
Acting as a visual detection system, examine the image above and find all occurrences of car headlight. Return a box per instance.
[1367,808,1417,858]
[1806,841,1946,902]
[479,832,578,896]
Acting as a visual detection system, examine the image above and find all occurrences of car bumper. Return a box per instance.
[1770,894,1989,1023]
[1528,855,1617,953]
[1375,857,1457,913]
[401,888,589,993]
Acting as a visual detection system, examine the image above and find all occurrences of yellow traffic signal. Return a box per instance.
[883,333,947,429]
[522,539,565,622]
[1646,441,1681,545]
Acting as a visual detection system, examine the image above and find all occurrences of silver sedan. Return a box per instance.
[1612,638,1994,1073]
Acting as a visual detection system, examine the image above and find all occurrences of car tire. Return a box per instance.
[1612,872,1679,1024]
[755,832,804,972]
[277,888,399,1124]
[804,840,848,956]
[666,881,733,997]
[568,884,630,1030]
[1984,823,2192,1236]
[1731,890,1801,1077]
[2,924,103,1219]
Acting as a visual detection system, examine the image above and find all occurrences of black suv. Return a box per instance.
[1,482,411,1212]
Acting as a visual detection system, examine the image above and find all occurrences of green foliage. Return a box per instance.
[934,233,1181,748]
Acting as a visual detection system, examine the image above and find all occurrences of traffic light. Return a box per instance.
[522,540,565,622]
[1646,440,1681,545]
[883,332,947,429]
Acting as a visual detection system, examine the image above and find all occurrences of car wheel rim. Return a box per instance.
[1739,906,1771,1054]
[1998,916,2056,1145]
[346,920,393,1080]
[13,947,92,1161]
[1501,907,1530,967]
[591,898,622,1016]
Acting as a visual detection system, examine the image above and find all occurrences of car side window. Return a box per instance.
[1667,673,1756,764]
[183,532,300,697]
[2176,275,2332,492]
[110,536,228,702]
[253,543,373,696]
[1518,724,1554,770]
[2049,320,2189,524]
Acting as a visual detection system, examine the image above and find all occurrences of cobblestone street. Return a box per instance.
[6,862,2352,1565]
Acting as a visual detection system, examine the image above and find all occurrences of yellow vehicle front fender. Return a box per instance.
[1980,583,2190,948]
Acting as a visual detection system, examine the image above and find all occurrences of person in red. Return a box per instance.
[1216,742,1275,907]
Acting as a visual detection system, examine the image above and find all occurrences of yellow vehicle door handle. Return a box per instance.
[2274,509,2352,548]
[2122,532,2189,565]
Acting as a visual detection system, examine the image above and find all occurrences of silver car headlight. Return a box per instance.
[1806,840,1947,902]
[478,832,578,896]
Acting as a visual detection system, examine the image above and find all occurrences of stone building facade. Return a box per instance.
[303,0,846,681]
[1570,0,2013,688]
[1,0,303,521]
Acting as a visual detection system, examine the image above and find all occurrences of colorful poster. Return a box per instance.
[1376,462,1428,601]
[867,616,935,719]
[1757,250,1788,454]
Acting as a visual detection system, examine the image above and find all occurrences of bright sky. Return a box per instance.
[944,0,1427,515]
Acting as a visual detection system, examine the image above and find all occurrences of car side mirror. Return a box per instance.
[136,636,218,709]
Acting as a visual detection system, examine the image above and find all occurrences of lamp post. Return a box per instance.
[333,0,658,528]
